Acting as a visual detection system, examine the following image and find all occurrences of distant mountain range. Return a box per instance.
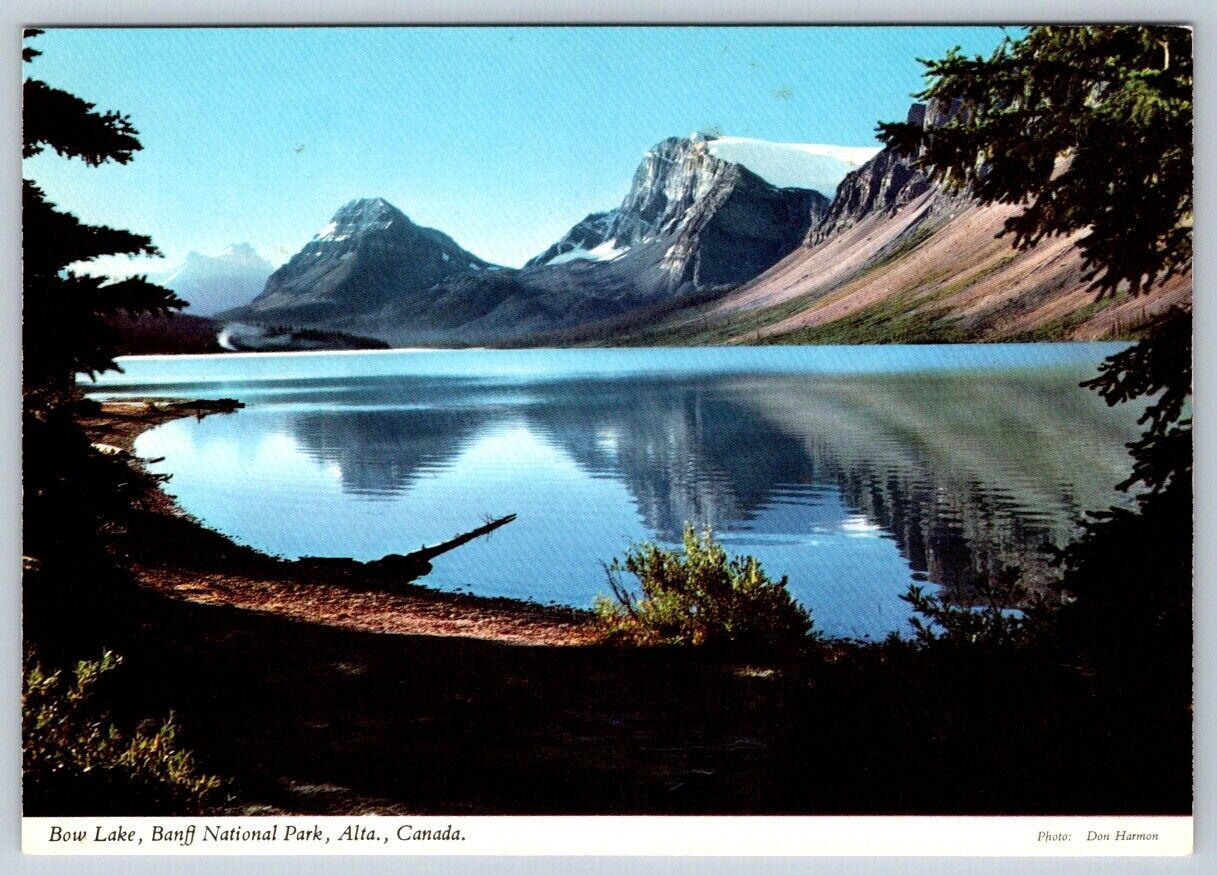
[517,103,1190,346]
[165,106,1189,350]
[155,243,274,317]
[119,242,388,353]
[222,133,862,345]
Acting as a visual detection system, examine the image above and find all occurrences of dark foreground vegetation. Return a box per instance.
[22,25,1192,816]
[23,437,1191,814]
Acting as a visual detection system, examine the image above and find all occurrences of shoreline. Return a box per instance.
[62,401,1192,818]
[99,337,1129,364]
[80,398,597,647]
[70,398,814,816]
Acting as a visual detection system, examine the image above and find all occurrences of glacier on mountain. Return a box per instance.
[704,136,881,194]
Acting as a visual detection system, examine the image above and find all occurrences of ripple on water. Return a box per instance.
[117,345,1144,639]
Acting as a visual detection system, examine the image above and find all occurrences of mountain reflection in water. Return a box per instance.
[103,346,1142,638]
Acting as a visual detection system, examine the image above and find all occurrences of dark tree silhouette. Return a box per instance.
[22,29,183,638]
[23,31,184,406]
[878,24,1192,726]
[878,26,1192,298]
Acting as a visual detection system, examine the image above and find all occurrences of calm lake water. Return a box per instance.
[88,344,1143,639]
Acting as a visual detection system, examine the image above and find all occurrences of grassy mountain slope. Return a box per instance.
[541,162,1190,348]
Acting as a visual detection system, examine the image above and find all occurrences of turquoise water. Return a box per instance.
[87,344,1143,639]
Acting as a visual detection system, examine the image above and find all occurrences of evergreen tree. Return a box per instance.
[878,26,1192,298]
[878,25,1193,689]
[23,29,184,408]
[22,29,182,639]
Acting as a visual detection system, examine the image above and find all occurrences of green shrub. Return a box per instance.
[899,568,1050,651]
[23,650,224,815]
[595,526,815,655]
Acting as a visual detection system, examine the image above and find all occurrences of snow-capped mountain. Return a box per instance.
[223,134,876,345]
[157,243,273,316]
[224,198,498,327]
[524,133,831,294]
[526,212,623,268]
[622,101,1191,345]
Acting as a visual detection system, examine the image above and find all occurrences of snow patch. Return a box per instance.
[545,239,629,266]
[706,137,882,195]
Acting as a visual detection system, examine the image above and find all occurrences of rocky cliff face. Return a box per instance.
[807,100,971,245]
[806,148,935,245]
[527,135,830,296]
[229,136,842,345]
[225,197,498,327]
[648,102,1190,345]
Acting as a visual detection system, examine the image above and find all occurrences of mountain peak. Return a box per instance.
[223,242,259,258]
[527,132,830,294]
[229,196,497,326]
[215,242,272,269]
[335,196,407,222]
[339,196,399,214]
[175,243,270,271]
[315,197,412,242]
[633,134,880,196]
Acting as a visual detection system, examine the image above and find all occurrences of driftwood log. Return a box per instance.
[299,513,517,584]
[149,397,512,587]
[165,398,245,418]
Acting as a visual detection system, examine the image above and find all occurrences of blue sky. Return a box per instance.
[24,26,1007,270]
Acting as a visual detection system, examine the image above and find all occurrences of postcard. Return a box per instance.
[20,23,1193,855]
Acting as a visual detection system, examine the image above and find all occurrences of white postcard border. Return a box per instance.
[6,1,1213,873]
[21,816,1193,856]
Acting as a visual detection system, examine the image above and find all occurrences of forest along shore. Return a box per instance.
[80,399,596,646]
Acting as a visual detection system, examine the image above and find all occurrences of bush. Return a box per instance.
[898,567,1050,652]
[23,650,224,815]
[595,526,815,655]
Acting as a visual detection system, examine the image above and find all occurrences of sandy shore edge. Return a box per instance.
[80,399,598,646]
